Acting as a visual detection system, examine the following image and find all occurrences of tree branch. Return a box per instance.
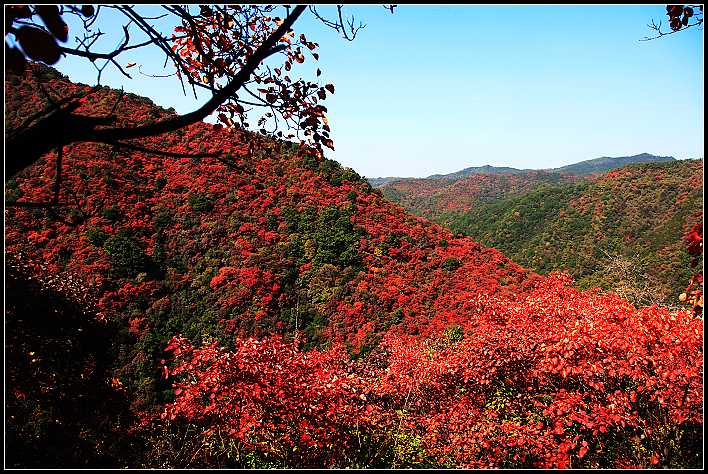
[6,5,307,181]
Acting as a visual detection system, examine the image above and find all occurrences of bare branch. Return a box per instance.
[309,5,366,41]
[642,5,703,41]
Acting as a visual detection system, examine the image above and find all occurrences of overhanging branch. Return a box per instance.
[6,5,306,182]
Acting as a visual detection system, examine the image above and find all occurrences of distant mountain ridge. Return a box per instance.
[369,153,676,187]
[553,153,675,175]
[426,164,529,180]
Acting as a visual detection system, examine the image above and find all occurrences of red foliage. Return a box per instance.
[6,67,703,468]
[154,334,387,467]
[148,274,702,468]
[681,215,703,315]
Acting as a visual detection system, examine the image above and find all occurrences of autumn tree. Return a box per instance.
[680,217,703,316]
[600,250,668,307]
[5,4,395,187]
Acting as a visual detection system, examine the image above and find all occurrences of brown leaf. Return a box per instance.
[10,5,32,17]
[7,5,32,28]
[80,5,95,17]
[325,84,335,94]
[36,5,69,43]
[667,5,683,18]
[16,26,62,64]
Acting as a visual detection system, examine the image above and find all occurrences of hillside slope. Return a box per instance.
[437,160,703,306]
[380,171,581,219]
[5,66,703,469]
[554,152,675,175]
[377,153,702,307]
[6,67,533,348]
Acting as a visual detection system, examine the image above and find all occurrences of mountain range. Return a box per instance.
[368,153,676,187]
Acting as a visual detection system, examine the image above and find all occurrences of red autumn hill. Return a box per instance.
[5,65,703,469]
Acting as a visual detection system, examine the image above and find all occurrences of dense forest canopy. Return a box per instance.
[379,160,703,309]
[4,4,704,470]
[5,61,703,470]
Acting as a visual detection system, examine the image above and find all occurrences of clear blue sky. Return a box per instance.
[52,5,703,178]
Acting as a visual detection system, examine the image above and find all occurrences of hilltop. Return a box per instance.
[5,65,703,469]
[379,171,580,220]
[554,153,675,175]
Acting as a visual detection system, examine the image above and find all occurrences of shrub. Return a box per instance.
[188,193,213,213]
[85,226,109,247]
[103,230,150,277]
[441,257,462,271]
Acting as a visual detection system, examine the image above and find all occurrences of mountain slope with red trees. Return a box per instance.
[5,66,703,468]
[379,171,581,219]
[379,159,703,308]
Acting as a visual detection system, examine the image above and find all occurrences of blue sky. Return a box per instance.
[51,5,703,178]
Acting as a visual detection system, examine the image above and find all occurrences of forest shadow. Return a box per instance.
[5,261,138,468]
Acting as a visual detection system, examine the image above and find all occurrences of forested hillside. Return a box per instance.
[380,172,580,220]
[380,161,703,307]
[5,66,703,469]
